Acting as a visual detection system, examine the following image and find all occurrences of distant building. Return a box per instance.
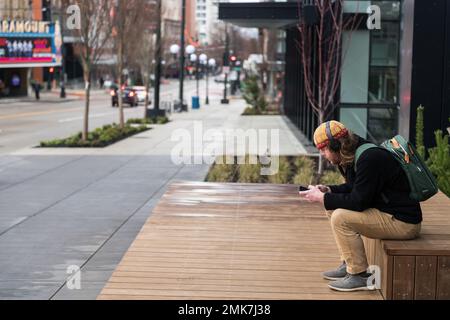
[196,0,225,46]
[0,0,61,97]
[162,0,197,64]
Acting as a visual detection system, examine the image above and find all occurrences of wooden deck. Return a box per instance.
[98,182,383,300]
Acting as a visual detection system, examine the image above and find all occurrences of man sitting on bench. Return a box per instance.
[299,121,422,292]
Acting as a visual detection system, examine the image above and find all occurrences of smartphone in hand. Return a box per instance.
[299,186,309,192]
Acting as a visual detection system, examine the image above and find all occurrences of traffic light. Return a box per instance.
[49,67,54,74]
[42,0,52,22]
[230,55,237,64]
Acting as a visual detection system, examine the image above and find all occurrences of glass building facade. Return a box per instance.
[220,0,450,150]
[339,1,401,143]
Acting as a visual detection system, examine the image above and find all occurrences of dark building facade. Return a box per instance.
[219,0,450,150]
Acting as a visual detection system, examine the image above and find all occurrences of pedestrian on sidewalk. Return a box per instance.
[299,121,422,292]
[0,79,5,97]
[31,79,42,100]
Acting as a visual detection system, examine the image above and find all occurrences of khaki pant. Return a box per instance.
[326,208,421,275]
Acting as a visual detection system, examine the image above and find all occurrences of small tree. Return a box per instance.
[243,76,260,107]
[242,75,268,114]
[124,1,158,118]
[114,0,142,128]
[297,0,362,174]
[73,0,112,140]
[416,105,426,160]
[427,130,450,197]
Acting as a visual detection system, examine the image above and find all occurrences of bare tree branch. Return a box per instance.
[296,0,362,173]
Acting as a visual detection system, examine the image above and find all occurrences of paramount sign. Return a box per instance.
[0,20,61,67]
[0,20,51,35]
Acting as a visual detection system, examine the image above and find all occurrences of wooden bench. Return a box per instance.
[363,192,450,300]
[97,182,449,300]
[98,182,382,300]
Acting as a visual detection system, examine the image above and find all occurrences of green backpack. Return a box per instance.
[355,135,439,202]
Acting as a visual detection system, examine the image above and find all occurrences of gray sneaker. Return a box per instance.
[322,262,347,281]
[328,273,375,292]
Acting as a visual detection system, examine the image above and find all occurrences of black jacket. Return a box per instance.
[324,137,423,224]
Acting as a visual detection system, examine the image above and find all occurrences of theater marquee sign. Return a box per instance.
[0,20,62,68]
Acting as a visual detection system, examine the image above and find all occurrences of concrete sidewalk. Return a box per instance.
[0,89,108,105]
[0,97,308,300]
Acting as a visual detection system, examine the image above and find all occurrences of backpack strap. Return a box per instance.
[354,143,379,172]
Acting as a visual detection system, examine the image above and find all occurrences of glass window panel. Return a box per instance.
[343,1,371,13]
[341,31,370,103]
[371,1,401,20]
[340,107,368,139]
[370,22,399,67]
[369,67,398,104]
[367,108,399,143]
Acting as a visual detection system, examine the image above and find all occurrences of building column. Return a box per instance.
[398,0,415,139]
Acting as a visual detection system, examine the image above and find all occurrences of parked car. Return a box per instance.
[111,87,139,107]
[132,86,152,105]
[214,71,239,83]
[104,80,113,89]
[214,73,226,83]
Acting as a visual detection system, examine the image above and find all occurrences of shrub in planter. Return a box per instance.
[127,118,151,125]
[40,124,149,148]
[427,130,450,197]
[206,156,236,183]
[293,169,314,186]
[293,156,315,185]
[320,170,345,185]
[294,156,316,170]
[242,76,260,107]
[416,105,426,160]
[127,116,169,125]
[156,116,169,124]
[242,107,262,116]
[256,95,268,112]
[268,157,292,184]
[238,156,262,183]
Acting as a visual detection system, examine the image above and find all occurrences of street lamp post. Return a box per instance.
[221,24,230,105]
[206,58,216,105]
[179,0,187,111]
[199,53,207,99]
[151,0,164,117]
[59,6,66,98]
[190,53,199,109]
[170,44,180,64]
[172,43,195,112]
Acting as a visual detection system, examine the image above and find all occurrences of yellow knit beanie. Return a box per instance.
[314,121,349,150]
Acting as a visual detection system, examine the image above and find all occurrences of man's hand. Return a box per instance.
[299,186,325,204]
[315,185,331,193]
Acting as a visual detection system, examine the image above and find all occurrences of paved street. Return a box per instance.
[0,78,307,300]
[0,80,198,154]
